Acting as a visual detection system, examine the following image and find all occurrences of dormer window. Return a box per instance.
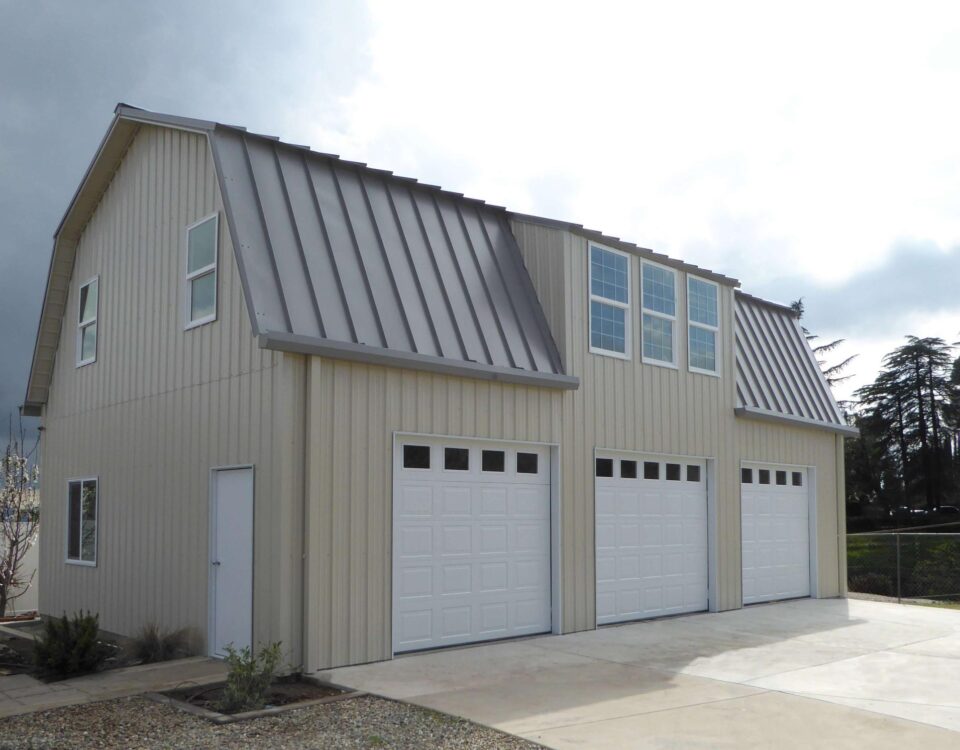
[186,214,218,328]
[641,262,677,366]
[588,244,631,358]
[76,277,98,367]
[688,276,719,375]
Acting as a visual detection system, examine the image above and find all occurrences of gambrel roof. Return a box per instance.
[23,105,577,414]
[24,104,854,438]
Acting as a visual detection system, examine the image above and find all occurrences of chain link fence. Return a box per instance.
[848,531,960,602]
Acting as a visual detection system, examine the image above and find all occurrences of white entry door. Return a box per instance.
[210,467,254,657]
[596,454,708,625]
[741,463,811,605]
[393,437,552,653]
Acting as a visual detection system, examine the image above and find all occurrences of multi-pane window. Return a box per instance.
[186,214,218,327]
[589,245,630,357]
[76,277,98,367]
[641,262,676,365]
[688,276,719,374]
[67,479,97,565]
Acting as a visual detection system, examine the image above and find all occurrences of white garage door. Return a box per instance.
[393,437,552,653]
[741,463,811,605]
[596,454,708,625]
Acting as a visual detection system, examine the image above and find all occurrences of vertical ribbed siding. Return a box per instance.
[38,126,302,662]
[512,220,841,624]
[303,357,563,671]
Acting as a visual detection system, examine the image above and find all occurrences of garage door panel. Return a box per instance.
[596,454,708,625]
[741,462,811,605]
[395,438,551,653]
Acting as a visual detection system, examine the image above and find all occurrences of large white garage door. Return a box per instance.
[741,463,811,605]
[596,454,708,625]
[393,437,552,653]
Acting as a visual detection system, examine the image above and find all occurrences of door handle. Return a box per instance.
[211,560,221,566]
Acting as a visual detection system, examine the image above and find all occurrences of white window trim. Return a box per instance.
[184,213,219,330]
[640,259,678,368]
[687,274,721,377]
[65,476,98,567]
[588,242,632,360]
[75,276,99,368]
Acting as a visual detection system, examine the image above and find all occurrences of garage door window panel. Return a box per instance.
[403,445,431,469]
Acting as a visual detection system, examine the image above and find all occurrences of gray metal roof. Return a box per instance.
[734,291,857,436]
[208,127,573,387]
[22,105,576,414]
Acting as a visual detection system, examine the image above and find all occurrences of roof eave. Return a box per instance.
[259,331,581,390]
[734,405,859,437]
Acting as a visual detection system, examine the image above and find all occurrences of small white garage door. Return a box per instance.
[741,463,811,605]
[393,437,552,653]
[596,454,708,625]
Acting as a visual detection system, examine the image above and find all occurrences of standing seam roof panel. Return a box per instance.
[734,292,846,429]
[207,127,570,382]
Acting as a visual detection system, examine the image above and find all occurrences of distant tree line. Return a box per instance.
[792,299,960,522]
[847,337,960,516]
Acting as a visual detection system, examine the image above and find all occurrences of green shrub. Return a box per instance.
[218,642,284,713]
[33,611,111,677]
[129,623,197,664]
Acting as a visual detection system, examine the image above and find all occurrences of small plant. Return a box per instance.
[129,623,196,664]
[33,611,111,677]
[218,641,284,713]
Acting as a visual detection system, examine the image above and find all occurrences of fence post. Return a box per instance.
[896,533,902,604]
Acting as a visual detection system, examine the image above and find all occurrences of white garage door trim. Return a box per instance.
[740,461,818,605]
[392,434,559,654]
[595,450,713,625]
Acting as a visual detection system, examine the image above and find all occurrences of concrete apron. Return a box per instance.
[320,598,960,749]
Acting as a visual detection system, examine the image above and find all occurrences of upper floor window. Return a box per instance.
[67,478,98,565]
[688,276,719,375]
[186,214,218,328]
[641,262,676,366]
[76,277,99,367]
[589,244,630,358]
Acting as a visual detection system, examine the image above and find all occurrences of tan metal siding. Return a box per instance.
[38,126,301,660]
[512,220,842,623]
[303,357,563,670]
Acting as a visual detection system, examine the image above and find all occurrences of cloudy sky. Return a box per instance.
[1,1,958,424]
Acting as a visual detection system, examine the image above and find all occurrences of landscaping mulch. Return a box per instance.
[164,676,341,713]
[0,694,543,749]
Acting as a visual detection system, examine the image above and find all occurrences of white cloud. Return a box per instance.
[285,0,960,399]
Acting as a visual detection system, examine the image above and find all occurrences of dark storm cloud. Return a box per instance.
[751,240,960,341]
[0,0,367,422]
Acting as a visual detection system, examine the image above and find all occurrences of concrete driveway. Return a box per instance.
[320,598,960,749]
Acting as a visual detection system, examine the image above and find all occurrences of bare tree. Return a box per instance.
[0,413,40,617]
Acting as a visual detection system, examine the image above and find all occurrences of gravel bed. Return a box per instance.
[0,694,543,749]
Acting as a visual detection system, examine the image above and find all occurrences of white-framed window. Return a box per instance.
[688,275,720,375]
[76,277,99,367]
[185,214,219,328]
[588,243,631,358]
[66,478,98,565]
[641,261,677,366]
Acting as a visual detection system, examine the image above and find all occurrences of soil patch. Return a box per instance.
[164,675,343,714]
